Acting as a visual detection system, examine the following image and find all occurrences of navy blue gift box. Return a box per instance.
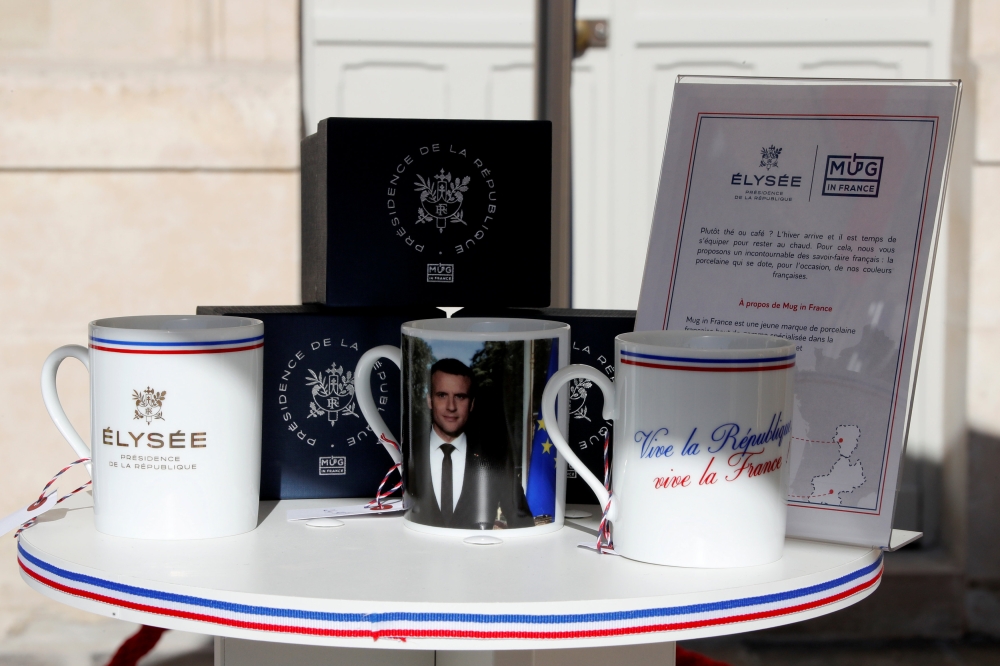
[301,117,552,308]
[194,305,630,503]
[196,305,441,500]
[455,308,635,505]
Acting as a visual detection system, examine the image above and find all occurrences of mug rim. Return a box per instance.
[92,315,261,330]
[90,315,263,343]
[617,330,795,358]
[402,317,570,342]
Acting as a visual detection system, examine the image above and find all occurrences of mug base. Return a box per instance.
[614,545,785,568]
[94,517,259,540]
[403,518,564,539]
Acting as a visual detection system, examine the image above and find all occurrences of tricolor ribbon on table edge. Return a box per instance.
[16,541,883,641]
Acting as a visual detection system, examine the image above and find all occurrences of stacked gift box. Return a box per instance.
[198,117,634,505]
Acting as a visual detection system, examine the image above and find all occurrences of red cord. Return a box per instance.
[677,645,731,666]
[106,625,166,666]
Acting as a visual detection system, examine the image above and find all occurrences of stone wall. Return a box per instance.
[0,0,300,648]
[969,3,1000,439]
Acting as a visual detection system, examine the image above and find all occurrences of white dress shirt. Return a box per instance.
[429,429,467,513]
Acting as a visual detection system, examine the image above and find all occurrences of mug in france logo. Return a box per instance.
[426,262,454,283]
[132,387,166,424]
[822,153,884,198]
[319,456,347,476]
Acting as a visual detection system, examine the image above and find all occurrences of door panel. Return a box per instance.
[487,64,534,120]
[334,60,449,118]
[303,0,534,133]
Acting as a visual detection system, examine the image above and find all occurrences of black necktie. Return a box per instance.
[440,443,456,522]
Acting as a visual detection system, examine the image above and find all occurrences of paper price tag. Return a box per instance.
[287,500,406,522]
[577,542,621,556]
[0,492,59,538]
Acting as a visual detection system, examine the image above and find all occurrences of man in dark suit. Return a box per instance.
[407,358,534,530]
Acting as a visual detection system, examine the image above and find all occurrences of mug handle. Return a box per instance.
[541,364,618,520]
[41,345,92,464]
[355,345,403,465]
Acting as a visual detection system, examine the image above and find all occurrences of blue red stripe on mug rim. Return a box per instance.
[90,335,263,347]
[619,348,795,373]
[88,334,263,355]
[620,349,795,364]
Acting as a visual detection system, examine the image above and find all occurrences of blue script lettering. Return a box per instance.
[636,428,674,458]
[681,428,700,456]
[709,424,739,454]
[709,413,792,457]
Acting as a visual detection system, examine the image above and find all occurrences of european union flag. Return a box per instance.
[525,340,559,517]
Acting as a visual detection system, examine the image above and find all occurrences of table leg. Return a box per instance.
[438,642,676,665]
[216,637,676,666]
[215,637,433,665]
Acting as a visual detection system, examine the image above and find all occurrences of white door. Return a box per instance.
[301,0,535,132]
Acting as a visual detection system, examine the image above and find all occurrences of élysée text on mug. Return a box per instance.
[42,315,264,539]
[100,385,211,472]
[541,330,794,568]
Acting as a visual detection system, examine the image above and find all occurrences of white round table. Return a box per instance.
[17,496,882,664]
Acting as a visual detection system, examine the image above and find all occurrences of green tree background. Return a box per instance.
[470,340,525,463]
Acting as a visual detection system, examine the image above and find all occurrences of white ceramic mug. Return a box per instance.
[542,331,795,567]
[41,315,264,539]
[356,318,570,537]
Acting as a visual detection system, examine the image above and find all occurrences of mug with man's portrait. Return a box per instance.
[356,318,570,537]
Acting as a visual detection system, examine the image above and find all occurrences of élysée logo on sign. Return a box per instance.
[385,142,498,267]
[730,145,804,189]
[319,456,347,476]
[822,153,884,198]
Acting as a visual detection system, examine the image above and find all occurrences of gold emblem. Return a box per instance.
[133,387,166,424]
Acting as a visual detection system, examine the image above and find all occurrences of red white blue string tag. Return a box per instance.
[286,500,405,522]
[2,458,92,538]
[575,434,617,555]
[0,492,59,539]
[369,434,404,510]
[576,542,622,556]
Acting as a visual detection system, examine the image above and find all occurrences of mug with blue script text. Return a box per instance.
[542,331,794,567]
